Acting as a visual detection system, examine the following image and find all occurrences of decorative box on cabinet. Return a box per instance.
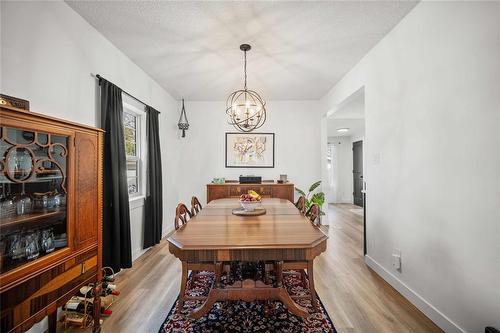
[206,183,294,203]
[0,105,103,333]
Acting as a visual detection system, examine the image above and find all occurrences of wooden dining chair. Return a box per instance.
[305,203,321,225]
[174,202,228,312]
[191,196,203,216]
[295,195,306,214]
[174,203,192,230]
[280,203,322,309]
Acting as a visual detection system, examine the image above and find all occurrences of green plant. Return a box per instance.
[295,181,325,215]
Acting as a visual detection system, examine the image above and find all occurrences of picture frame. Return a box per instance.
[225,132,275,168]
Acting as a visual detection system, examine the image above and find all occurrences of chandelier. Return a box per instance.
[226,44,266,132]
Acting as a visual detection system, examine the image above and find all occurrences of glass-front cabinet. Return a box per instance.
[0,127,69,274]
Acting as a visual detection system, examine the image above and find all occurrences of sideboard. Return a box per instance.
[206,183,294,203]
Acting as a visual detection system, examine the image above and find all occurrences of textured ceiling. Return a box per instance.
[67,1,418,101]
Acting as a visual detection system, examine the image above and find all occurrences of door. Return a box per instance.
[353,140,363,207]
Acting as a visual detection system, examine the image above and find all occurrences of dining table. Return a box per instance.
[168,198,328,319]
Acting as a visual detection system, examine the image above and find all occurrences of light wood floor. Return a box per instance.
[62,204,442,333]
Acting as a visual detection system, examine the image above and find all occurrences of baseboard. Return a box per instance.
[364,255,466,333]
[132,247,148,262]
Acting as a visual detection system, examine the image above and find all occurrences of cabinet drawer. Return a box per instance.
[1,252,97,333]
[230,185,272,197]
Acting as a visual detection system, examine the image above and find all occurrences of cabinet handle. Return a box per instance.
[81,263,86,274]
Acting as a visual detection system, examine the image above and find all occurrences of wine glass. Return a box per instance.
[41,229,55,253]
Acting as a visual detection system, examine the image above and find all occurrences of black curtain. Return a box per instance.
[100,79,132,272]
[143,106,163,248]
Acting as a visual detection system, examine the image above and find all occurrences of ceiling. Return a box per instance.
[67,1,418,101]
[328,89,364,138]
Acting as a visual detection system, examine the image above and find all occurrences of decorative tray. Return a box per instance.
[232,208,267,216]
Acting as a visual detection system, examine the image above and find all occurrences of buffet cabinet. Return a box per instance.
[206,183,295,203]
[0,105,103,332]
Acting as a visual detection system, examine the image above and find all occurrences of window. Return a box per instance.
[122,94,146,198]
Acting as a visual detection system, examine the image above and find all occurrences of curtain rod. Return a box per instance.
[91,73,161,114]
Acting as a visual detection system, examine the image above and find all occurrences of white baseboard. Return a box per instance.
[364,255,466,333]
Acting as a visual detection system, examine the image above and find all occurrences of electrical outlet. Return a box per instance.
[392,249,402,271]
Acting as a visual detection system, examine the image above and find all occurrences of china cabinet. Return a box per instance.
[0,105,103,333]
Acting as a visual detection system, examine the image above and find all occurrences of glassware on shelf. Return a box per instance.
[0,197,16,219]
[33,192,50,211]
[54,233,68,248]
[15,193,33,215]
[53,191,66,207]
[1,127,69,274]
[8,234,25,260]
[41,229,55,253]
[0,184,16,219]
[7,148,33,181]
[25,233,39,260]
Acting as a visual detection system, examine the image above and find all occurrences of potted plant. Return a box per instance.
[295,181,325,217]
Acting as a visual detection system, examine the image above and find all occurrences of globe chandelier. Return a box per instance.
[225,44,266,132]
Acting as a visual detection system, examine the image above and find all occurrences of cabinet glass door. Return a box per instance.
[0,127,69,274]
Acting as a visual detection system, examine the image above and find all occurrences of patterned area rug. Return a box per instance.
[159,270,336,333]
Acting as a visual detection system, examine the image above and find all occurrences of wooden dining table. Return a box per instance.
[168,198,328,319]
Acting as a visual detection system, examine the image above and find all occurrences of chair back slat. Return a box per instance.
[295,195,306,213]
[305,203,321,225]
[175,203,192,230]
[191,196,203,216]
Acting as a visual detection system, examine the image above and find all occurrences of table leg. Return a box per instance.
[48,311,57,333]
[215,262,222,288]
[178,261,188,311]
[307,259,318,309]
[275,260,283,287]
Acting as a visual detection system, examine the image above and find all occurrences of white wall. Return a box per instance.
[321,2,500,332]
[1,2,182,330]
[327,136,353,203]
[176,100,323,208]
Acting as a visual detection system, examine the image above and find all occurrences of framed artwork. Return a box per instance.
[225,132,275,168]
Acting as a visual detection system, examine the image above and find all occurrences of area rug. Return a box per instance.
[159,271,337,333]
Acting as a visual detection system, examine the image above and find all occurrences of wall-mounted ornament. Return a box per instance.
[177,98,189,137]
[225,44,266,132]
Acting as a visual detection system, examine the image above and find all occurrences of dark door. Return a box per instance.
[353,140,364,207]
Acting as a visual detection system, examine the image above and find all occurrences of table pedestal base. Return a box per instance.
[188,278,309,319]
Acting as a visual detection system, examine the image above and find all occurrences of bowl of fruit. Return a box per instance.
[239,190,262,211]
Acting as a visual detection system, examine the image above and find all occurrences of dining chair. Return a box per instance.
[305,203,321,225]
[174,203,192,230]
[191,196,203,216]
[280,203,322,309]
[174,202,227,312]
[295,195,306,214]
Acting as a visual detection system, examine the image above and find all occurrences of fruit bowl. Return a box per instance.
[239,200,261,212]
[239,191,262,211]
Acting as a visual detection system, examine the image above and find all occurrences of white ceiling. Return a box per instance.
[328,88,365,138]
[67,1,417,101]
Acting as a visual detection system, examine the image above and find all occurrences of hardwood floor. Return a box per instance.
[62,203,442,333]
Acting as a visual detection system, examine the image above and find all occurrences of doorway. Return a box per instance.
[324,87,366,254]
[353,140,363,207]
